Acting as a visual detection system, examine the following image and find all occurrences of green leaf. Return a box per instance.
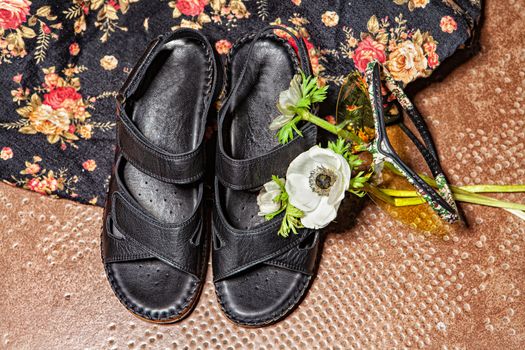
[271,175,286,192]
[264,206,285,221]
[367,15,380,33]
[276,116,303,145]
[18,126,37,134]
[16,106,33,118]
[36,5,52,17]
[273,71,328,145]
[47,134,60,144]
[278,202,304,238]
[260,175,305,237]
[346,153,364,169]
[293,71,328,112]
[348,171,372,197]
[327,137,364,170]
[63,132,79,140]
[327,137,350,157]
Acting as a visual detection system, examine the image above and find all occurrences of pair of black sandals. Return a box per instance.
[101,26,322,327]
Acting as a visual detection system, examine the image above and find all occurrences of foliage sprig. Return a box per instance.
[264,175,304,237]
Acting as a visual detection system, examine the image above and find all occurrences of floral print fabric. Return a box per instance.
[0,0,482,206]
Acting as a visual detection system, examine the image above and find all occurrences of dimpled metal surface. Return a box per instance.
[1,0,524,348]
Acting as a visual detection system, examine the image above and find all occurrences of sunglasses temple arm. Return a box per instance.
[398,123,445,178]
[386,159,458,217]
[380,64,461,218]
[398,123,463,222]
[405,106,439,160]
[382,69,440,160]
[366,60,460,223]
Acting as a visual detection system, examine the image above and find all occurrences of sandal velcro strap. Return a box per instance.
[212,199,319,282]
[216,123,317,191]
[106,188,203,277]
[117,109,204,184]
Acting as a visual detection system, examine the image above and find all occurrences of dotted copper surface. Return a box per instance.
[1,0,524,348]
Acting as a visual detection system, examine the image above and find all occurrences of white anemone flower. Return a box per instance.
[269,74,302,130]
[257,178,283,216]
[285,146,351,229]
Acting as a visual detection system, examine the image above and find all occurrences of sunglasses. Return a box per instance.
[336,60,460,224]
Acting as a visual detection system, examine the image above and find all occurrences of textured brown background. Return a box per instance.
[1,0,524,348]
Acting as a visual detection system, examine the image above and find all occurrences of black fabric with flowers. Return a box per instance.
[0,0,483,206]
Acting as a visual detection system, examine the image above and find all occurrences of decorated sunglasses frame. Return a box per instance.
[364,60,460,223]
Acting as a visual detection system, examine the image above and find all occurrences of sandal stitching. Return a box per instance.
[215,274,310,326]
[105,253,152,262]
[265,260,314,275]
[102,216,209,322]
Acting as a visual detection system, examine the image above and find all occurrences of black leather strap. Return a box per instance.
[115,29,218,184]
[117,108,204,184]
[107,187,203,277]
[216,123,317,191]
[104,215,153,263]
[212,190,319,281]
[103,155,205,277]
[265,235,320,275]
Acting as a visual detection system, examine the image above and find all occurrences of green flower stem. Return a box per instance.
[459,186,525,220]
[297,109,363,144]
[364,184,423,206]
[381,185,525,197]
[453,193,525,211]
[363,184,395,205]
[376,163,525,212]
[383,162,525,199]
[458,185,525,193]
[378,187,525,211]
[380,188,422,197]
[393,197,428,206]
[386,192,525,211]
[418,172,525,206]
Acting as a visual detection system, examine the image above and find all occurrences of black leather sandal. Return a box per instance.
[212,26,322,327]
[101,29,222,323]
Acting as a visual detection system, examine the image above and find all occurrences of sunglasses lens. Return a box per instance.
[368,166,453,235]
[336,72,403,143]
[335,72,376,143]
